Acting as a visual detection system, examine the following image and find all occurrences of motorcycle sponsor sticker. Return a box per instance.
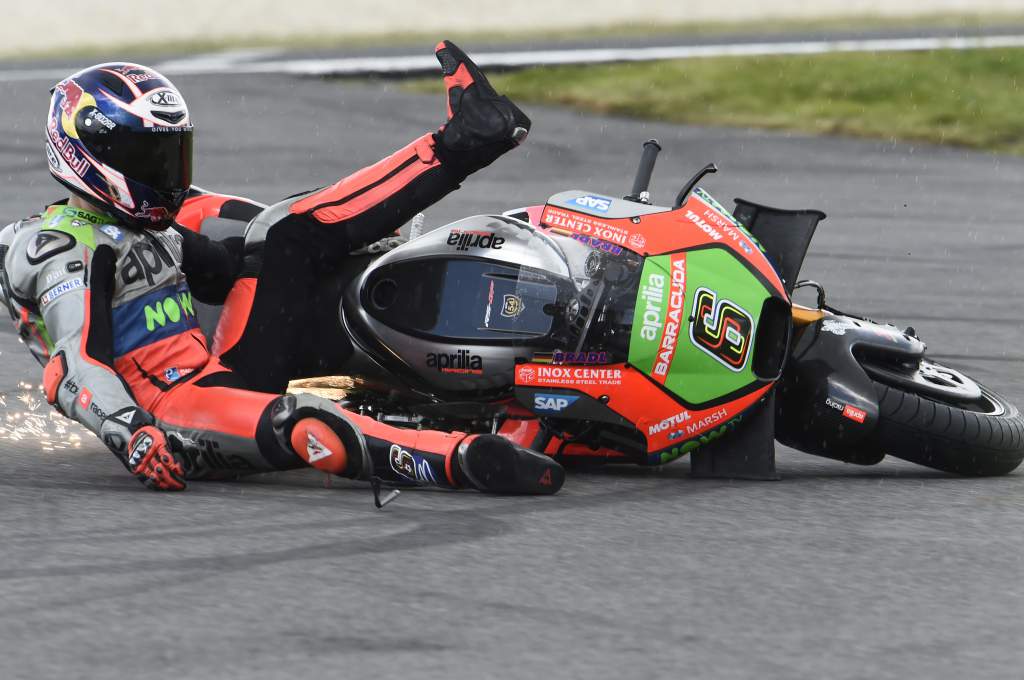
[501,294,525,318]
[826,397,867,424]
[570,233,623,255]
[651,253,687,383]
[570,194,612,213]
[40,277,84,307]
[542,206,630,246]
[689,287,754,372]
[447,228,505,251]
[647,409,692,436]
[552,350,608,365]
[843,405,867,423]
[517,365,623,387]
[427,349,483,375]
[637,265,668,343]
[683,209,724,241]
[628,232,647,250]
[532,393,580,413]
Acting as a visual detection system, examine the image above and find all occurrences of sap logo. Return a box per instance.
[571,195,612,212]
[121,240,174,286]
[533,393,579,413]
[144,291,195,332]
[426,349,483,374]
[446,229,505,251]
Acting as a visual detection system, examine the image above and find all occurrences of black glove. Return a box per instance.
[432,40,531,181]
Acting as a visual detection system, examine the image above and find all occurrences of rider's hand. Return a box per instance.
[126,426,187,491]
[433,40,531,178]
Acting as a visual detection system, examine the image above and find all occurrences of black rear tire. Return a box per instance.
[871,375,1024,476]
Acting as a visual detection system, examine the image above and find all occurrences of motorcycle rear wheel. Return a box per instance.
[865,359,1024,476]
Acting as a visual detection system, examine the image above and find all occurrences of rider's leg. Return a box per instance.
[213,41,529,393]
[150,364,562,493]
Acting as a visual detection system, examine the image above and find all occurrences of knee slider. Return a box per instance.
[270,394,369,479]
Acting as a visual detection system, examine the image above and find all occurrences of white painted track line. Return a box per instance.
[2,34,1024,82]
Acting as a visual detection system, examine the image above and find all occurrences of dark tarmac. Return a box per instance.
[1,71,1023,679]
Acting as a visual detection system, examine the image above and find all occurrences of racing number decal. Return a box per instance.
[689,287,754,371]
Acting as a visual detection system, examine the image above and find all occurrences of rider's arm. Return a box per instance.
[173,226,244,304]
[5,234,152,461]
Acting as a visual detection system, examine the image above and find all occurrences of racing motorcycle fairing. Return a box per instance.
[731,198,825,295]
[541,188,786,298]
[505,186,792,459]
[514,361,773,464]
[775,312,926,463]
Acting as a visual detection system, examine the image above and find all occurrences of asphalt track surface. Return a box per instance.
[2,71,1024,680]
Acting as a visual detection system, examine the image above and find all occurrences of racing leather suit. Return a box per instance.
[0,41,561,493]
[0,139,499,488]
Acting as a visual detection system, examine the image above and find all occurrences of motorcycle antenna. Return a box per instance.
[625,139,661,204]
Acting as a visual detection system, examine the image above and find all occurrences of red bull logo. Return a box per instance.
[134,203,172,224]
[57,80,85,118]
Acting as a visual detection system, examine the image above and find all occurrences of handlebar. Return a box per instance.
[625,139,661,204]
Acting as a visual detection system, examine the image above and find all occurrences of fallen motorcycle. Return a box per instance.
[182,140,1024,478]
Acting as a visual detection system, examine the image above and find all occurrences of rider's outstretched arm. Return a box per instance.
[3,231,184,488]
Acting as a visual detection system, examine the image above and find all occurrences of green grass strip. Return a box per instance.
[406,48,1024,154]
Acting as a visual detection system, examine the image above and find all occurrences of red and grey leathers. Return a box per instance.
[0,41,562,495]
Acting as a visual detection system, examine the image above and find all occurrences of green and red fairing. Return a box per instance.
[516,187,790,463]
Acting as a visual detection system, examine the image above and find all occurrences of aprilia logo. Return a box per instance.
[447,229,505,252]
[426,350,483,374]
[122,240,174,286]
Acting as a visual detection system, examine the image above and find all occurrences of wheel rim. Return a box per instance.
[863,359,1004,415]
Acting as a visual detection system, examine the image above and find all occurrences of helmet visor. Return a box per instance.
[78,117,193,194]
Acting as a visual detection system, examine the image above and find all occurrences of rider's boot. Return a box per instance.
[345,409,565,495]
[432,40,531,181]
[454,434,565,495]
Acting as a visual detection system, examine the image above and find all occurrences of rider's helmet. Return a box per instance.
[45,63,193,230]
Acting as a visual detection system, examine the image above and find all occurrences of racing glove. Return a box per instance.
[433,40,531,181]
[126,426,187,491]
